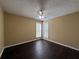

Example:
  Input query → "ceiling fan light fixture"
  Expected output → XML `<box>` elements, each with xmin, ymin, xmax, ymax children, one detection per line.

<box><xmin>39</xmin><ymin>10</ymin><xmax>42</xmax><ymax>15</ymax></box>
<box><xmin>38</xmin><ymin>10</ymin><xmax>46</xmax><ymax>20</ymax></box>
<box><xmin>39</xmin><ymin>15</ymin><xmax>45</xmax><ymax>19</ymax></box>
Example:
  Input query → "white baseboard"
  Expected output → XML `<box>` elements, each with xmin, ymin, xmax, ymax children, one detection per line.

<box><xmin>0</xmin><ymin>39</ymin><xmax>37</xmax><ymax>57</ymax></box>
<box><xmin>1</xmin><ymin>39</ymin><xmax>79</xmax><ymax>57</ymax></box>
<box><xmin>4</xmin><ymin>39</ymin><xmax>37</xmax><ymax>49</ymax></box>
<box><xmin>45</xmin><ymin>39</ymin><xmax>79</xmax><ymax>51</ymax></box>
<box><xmin>0</xmin><ymin>48</ymin><xmax>4</xmax><ymax>58</ymax></box>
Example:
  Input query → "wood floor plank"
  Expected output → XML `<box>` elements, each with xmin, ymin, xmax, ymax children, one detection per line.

<box><xmin>1</xmin><ymin>39</ymin><xmax>79</xmax><ymax>59</ymax></box>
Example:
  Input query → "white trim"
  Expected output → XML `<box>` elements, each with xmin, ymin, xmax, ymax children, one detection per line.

<box><xmin>45</xmin><ymin>39</ymin><xmax>79</xmax><ymax>51</ymax></box>
<box><xmin>4</xmin><ymin>39</ymin><xmax>36</xmax><ymax>49</ymax></box>
<box><xmin>1</xmin><ymin>39</ymin><xmax>79</xmax><ymax>57</ymax></box>
<box><xmin>0</xmin><ymin>39</ymin><xmax>37</xmax><ymax>57</ymax></box>
<box><xmin>0</xmin><ymin>48</ymin><xmax>4</xmax><ymax>57</ymax></box>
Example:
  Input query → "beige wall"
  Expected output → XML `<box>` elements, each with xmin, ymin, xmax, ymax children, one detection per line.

<box><xmin>0</xmin><ymin>8</ymin><xmax>4</xmax><ymax>54</ymax></box>
<box><xmin>48</xmin><ymin>12</ymin><xmax>79</xmax><ymax>49</ymax></box>
<box><xmin>4</xmin><ymin>12</ymin><xmax>36</xmax><ymax>46</ymax></box>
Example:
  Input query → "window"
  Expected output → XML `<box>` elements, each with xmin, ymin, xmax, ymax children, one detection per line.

<box><xmin>36</xmin><ymin>21</ymin><xmax>48</xmax><ymax>39</ymax></box>
<box><xmin>43</xmin><ymin>22</ymin><xmax>48</xmax><ymax>39</ymax></box>
<box><xmin>36</xmin><ymin>22</ymin><xmax>41</xmax><ymax>38</ymax></box>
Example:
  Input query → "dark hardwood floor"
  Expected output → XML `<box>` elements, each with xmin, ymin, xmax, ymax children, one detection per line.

<box><xmin>1</xmin><ymin>39</ymin><xmax>79</xmax><ymax>59</ymax></box>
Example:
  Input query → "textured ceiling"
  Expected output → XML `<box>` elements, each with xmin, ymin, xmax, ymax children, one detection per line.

<box><xmin>0</xmin><ymin>0</ymin><xmax>79</xmax><ymax>20</ymax></box>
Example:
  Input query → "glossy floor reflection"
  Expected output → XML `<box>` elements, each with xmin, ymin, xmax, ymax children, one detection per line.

<box><xmin>1</xmin><ymin>39</ymin><xmax>79</xmax><ymax>59</ymax></box>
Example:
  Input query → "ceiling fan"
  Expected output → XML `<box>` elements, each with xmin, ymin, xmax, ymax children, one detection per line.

<box><xmin>37</xmin><ymin>0</ymin><xmax>47</xmax><ymax>20</ymax></box>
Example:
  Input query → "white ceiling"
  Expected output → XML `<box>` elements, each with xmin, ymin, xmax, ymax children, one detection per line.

<box><xmin>0</xmin><ymin>0</ymin><xmax>79</xmax><ymax>20</ymax></box>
